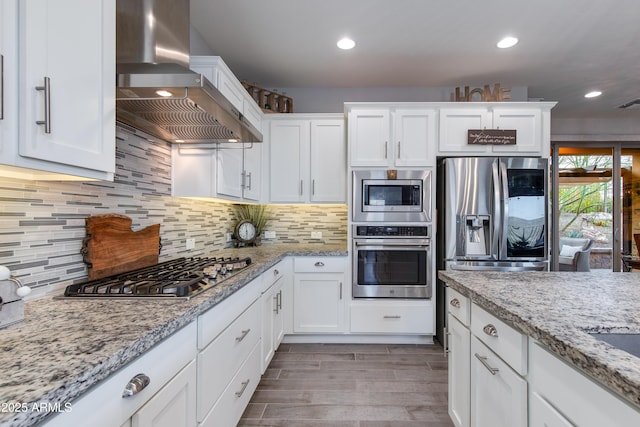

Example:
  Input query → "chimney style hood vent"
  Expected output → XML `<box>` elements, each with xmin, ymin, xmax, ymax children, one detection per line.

<box><xmin>115</xmin><ymin>0</ymin><xmax>262</xmax><ymax>143</ymax></box>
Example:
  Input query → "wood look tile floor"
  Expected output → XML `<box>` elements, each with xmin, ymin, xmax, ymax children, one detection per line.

<box><xmin>238</xmin><ymin>343</ymin><xmax>454</xmax><ymax>427</ymax></box>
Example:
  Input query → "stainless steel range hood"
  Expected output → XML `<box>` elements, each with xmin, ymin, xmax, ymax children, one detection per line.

<box><xmin>115</xmin><ymin>0</ymin><xmax>262</xmax><ymax>143</ymax></box>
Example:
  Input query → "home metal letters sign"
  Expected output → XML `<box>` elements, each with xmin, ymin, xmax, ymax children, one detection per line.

<box><xmin>467</xmin><ymin>129</ymin><xmax>517</xmax><ymax>145</ymax></box>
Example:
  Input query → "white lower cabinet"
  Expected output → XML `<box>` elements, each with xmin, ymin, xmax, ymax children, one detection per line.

<box><xmin>470</xmin><ymin>336</ymin><xmax>527</xmax><ymax>427</ymax></box>
<box><xmin>447</xmin><ymin>293</ymin><xmax>527</xmax><ymax>427</ymax></box>
<box><xmin>350</xmin><ymin>300</ymin><xmax>434</xmax><ymax>334</ymax></box>
<box><xmin>528</xmin><ymin>340</ymin><xmax>640</xmax><ymax>427</ymax></box>
<box><xmin>261</xmin><ymin>259</ymin><xmax>290</xmax><ymax>372</ymax></box>
<box><xmin>41</xmin><ymin>322</ymin><xmax>197</xmax><ymax>427</ymax></box>
<box><xmin>196</xmin><ymin>282</ymin><xmax>261</xmax><ymax>424</ymax></box>
<box><xmin>447</xmin><ymin>314</ymin><xmax>470</xmax><ymax>427</ymax></box>
<box><xmin>293</xmin><ymin>257</ymin><xmax>346</xmax><ymax>333</ymax></box>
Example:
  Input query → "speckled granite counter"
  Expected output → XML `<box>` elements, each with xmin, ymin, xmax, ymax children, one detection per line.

<box><xmin>439</xmin><ymin>270</ymin><xmax>640</xmax><ymax>411</ymax></box>
<box><xmin>0</xmin><ymin>243</ymin><xmax>346</xmax><ymax>427</ymax></box>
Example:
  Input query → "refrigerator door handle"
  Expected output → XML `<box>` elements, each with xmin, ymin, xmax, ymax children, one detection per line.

<box><xmin>499</xmin><ymin>160</ymin><xmax>510</xmax><ymax>260</ymax></box>
<box><xmin>492</xmin><ymin>160</ymin><xmax>502</xmax><ymax>259</ymax></box>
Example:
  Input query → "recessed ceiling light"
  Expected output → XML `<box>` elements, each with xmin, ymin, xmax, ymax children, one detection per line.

<box><xmin>337</xmin><ymin>38</ymin><xmax>355</xmax><ymax>50</ymax></box>
<box><xmin>497</xmin><ymin>36</ymin><xmax>518</xmax><ymax>49</ymax></box>
<box><xmin>155</xmin><ymin>90</ymin><xmax>173</xmax><ymax>97</ymax></box>
<box><xmin>584</xmin><ymin>91</ymin><xmax>602</xmax><ymax>98</ymax></box>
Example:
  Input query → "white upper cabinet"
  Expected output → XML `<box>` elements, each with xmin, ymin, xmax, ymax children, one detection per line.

<box><xmin>190</xmin><ymin>56</ymin><xmax>263</xmax><ymax>132</ymax></box>
<box><xmin>438</xmin><ymin>103</ymin><xmax>555</xmax><ymax>157</ymax></box>
<box><xmin>0</xmin><ymin>0</ymin><xmax>115</xmax><ymax>180</ymax></box>
<box><xmin>393</xmin><ymin>108</ymin><xmax>437</xmax><ymax>167</ymax></box>
<box><xmin>268</xmin><ymin>114</ymin><xmax>346</xmax><ymax>204</ymax></box>
<box><xmin>217</xmin><ymin>143</ymin><xmax>262</xmax><ymax>202</ymax></box>
<box><xmin>13</xmin><ymin>0</ymin><xmax>115</xmax><ymax>180</ymax></box>
<box><xmin>348</xmin><ymin>106</ymin><xmax>437</xmax><ymax>167</ymax></box>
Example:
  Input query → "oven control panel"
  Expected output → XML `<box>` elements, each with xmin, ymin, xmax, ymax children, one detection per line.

<box><xmin>354</xmin><ymin>225</ymin><xmax>430</xmax><ymax>237</ymax></box>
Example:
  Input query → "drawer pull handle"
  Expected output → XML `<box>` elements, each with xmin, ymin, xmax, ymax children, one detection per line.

<box><xmin>235</xmin><ymin>379</ymin><xmax>250</xmax><ymax>397</ymax></box>
<box><xmin>483</xmin><ymin>324</ymin><xmax>498</xmax><ymax>337</ymax></box>
<box><xmin>122</xmin><ymin>373</ymin><xmax>150</xmax><ymax>398</ymax></box>
<box><xmin>449</xmin><ymin>298</ymin><xmax>461</xmax><ymax>308</ymax></box>
<box><xmin>235</xmin><ymin>328</ymin><xmax>251</xmax><ymax>342</ymax></box>
<box><xmin>314</xmin><ymin>261</ymin><xmax>325</xmax><ymax>267</ymax></box>
<box><xmin>383</xmin><ymin>315</ymin><xmax>401</xmax><ymax>319</ymax></box>
<box><xmin>475</xmin><ymin>353</ymin><xmax>499</xmax><ymax>375</ymax></box>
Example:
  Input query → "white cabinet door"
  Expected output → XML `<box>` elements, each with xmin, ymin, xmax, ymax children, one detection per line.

<box><xmin>438</xmin><ymin>108</ymin><xmax>491</xmax><ymax>154</ymax></box>
<box><xmin>293</xmin><ymin>273</ymin><xmax>344</xmax><ymax>333</ymax></box>
<box><xmin>448</xmin><ymin>315</ymin><xmax>471</xmax><ymax>427</ymax></box>
<box><xmin>242</xmin><ymin>142</ymin><xmax>262</xmax><ymax>201</ymax></box>
<box><xmin>261</xmin><ymin>275</ymin><xmax>283</xmax><ymax>372</ymax></box>
<box><xmin>394</xmin><ymin>108</ymin><xmax>437</xmax><ymax>167</ymax></box>
<box><xmin>269</xmin><ymin>120</ymin><xmax>309</xmax><ymax>202</ymax></box>
<box><xmin>470</xmin><ymin>336</ymin><xmax>527</xmax><ymax>427</ymax></box>
<box><xmin>349</xmin><ymin>109</ymin><xmax>391</xmax><ymax>167</ymax></box>
<box><xmin>19</xmin><ymin>0</ymin><xmax>115</xmax><ymax>176</ymax></box>
<box><xmin>491</xmin><ymin>107</ymin><xmax>543</xmax><ymax>154</ymax></box>
<box><xmin>171</xmin><ymin>145</ymin><xmax>216</xmax><ymax>197</ymax></box>
<box><xmin>132</xmin><ymin>360</ymin><xmax>197</xmax><ymax>427</ymax></box>
<box><xmin>216</xmin><ymin>145</ymin><xmax>244</xmax><ymax>199</ymax></box>
<box><xmin>310</xmin><ymin>119</ymin><xmax>346</xmax><ymax>202</ymax></box>
<box><xmin>530</xmin><ymin>392</ymin><xmax>574</xmax><ymax>427</ymax></box>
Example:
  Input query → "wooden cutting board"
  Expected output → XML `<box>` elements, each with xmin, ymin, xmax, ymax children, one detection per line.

<box><xmin>81</xmin><ymin>213</ymin><xmax>161</xmax><ymax>280</ymax></box>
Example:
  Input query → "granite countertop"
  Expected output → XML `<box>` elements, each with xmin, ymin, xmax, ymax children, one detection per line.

<box><xmin>439</xmin><ymin>270</ymin><xmax>640</xmax><ymax>411</ymax></box>
<box><xmin>0</xmin><ymin>243</ymin><xmax>347</xmax><ymax>427</ymax></box>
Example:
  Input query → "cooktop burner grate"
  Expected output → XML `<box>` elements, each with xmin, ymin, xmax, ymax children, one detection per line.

<box><xmin>62</xmin><ymin>256</ymin><xmax>252</xmax><ymax>300</ymax></box>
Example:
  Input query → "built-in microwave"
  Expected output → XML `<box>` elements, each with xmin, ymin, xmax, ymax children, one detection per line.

<box><xmin>352</xmin><ymin>170</ymin><xmax>431</xmax><ymax>222</ymax></box>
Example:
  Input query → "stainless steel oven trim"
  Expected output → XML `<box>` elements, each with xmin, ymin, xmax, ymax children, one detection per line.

<box><xmin>352</xmin><ymin>237</ymin><xmax>432</xmax><ymax>299</ymax></box>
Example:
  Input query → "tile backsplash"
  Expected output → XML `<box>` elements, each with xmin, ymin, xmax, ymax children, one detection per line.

<box><xmin>0</xmin><ymin>131</ymin><xmax>346</xmax><ymax>298</ymax></box>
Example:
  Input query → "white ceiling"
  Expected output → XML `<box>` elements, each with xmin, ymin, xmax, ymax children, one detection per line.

<box><xmin>190</xmin><ymin>0</ymin><xmax>640</xmax><ymax>119</ymax></box>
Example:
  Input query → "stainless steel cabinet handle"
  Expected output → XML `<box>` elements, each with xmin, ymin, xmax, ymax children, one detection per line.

<box><xmin>277</xmin><ymin>290</ymin><xmax>282</xmax><ymax>310</ymax></box>
<box><xmin>122</xmin><ymin>373</ymin><xmax>150</xmax><ymax>398</ymax></box>
<box><xmin>1</xmin><ymin>55</ymin><xmax>4</xmax><ymax>120</ymax></box>
<box><xmin>35</xmin><ymin>77</ymin><xmax>51</xmax><ymax>134</ymax></box>
<box><xmin>449</xmin><ymin>298</ymin><xmax>461</xmax><ymax>308</ymax></box>
<box><xmin>273</xmin><ymin>294</ymin><xmax>279</xmax><ymax>314</ymax></box>
<box><xmin>300</xmin><ymin>180</ymin><xmax>303</xmax><ymax>196</ymax></box>
<box><xmin>483</xmin><ymin>324</ymin><xmax>498</xmax><ymax>337</ymax></box>
<box><xmin>444</xmin><ymin>328</ymin><xmax>449</xmax><ymax>357</ymax></box>
<box><xmin>246</xmin><ymin>172</ymin><xmax>252</xmax><ymax>190</ymax></box>
<box><xmin>240</xmin><ymin>171</ymin><xmax>246</xmax><ymax>189</ymax></box>
<box><xmin>384</xmin><ymin>141</ymin><xmax>388</xmax><ymax>159</ymax></box>
<box><xmin>235</xmin><ymin>379</ymin><xmax>250</xmax><ymax>397</ymax></box>
<box><xmin>475</xmin><ymin>353</ymin><xmax>499</xmax><ymax>375</ymax></box>
<box><xmin>312</xmin><ymin>179</ymin><xmax>315</xmax><ymax>195</ymax></box>
<box><xmin>314</xmin><ymin>261</ymin><xmax>325</xmax><ymax>267</ymax></box>
<box><xmin>235</xmin><ymin>328</ymin><xmax>251</xmax><ymax>342</ymax></box>
<box><xmin>339</xmin><ymin>282</ymin><xmax>342</xmax><ymax>300</ymax></box>
<box><xmin>397</xmin><ymin>141</ymin><xmax>401</xmax><ymax>159</ymax></box>
<box><xmin>383</xmin><ymin>315</ymin><xmax>401</xmax><ymax>319</ymax></box>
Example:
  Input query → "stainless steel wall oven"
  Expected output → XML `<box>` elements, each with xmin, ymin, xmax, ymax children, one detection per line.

<box><xmin>352</xmin><ymin>225</ymin><xmax>431</xmax><ymax>299</ymax></box>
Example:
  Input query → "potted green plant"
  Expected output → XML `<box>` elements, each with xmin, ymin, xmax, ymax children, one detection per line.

<box><xmin>232</xmin><ymin>204</ymin><xmax>271</xmax><ymax>246</ymax></box>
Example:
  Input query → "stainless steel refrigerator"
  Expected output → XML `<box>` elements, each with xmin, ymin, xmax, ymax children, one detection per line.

<box><xmin>435</xmin><ymin>156</ymin><xmax>548</xmax><ymax>344</ymax></box>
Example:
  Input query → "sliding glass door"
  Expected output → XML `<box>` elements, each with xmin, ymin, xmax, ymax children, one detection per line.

<box><xmin>552</xmin><ymin>142</ymin><xmax>640</xmax><ymax>271</ymax></box>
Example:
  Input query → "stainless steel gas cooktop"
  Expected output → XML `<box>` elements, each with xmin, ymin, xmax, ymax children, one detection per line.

<box><xmin>62</xmin><ymin>256</ymin><xmax>253</xmax><ymax>300</ymax></box>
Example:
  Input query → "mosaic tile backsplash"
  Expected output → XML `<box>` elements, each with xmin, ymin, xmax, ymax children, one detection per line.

<box><xmin>0</xmin><ymin>131</ymin><xmax>347</xmax><ymax>299</ymax></box>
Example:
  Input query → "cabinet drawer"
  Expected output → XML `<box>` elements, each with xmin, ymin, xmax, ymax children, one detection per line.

<box><xmin>471</xmin><ymin>304</ymin><xmax>527</xmax><ymax>375</ymax></box>
<box><xmin>42</xmin><ymin>322</ymin><xmax>197</xmax><ymax>427</ymax></box>
<box><xmin>200</xmin><ymin>341</ymin><xmax>261</xmax><ymax>427</ymax></box>
<box><xmin>447</xmin><ymin>287</ymin><xmax>470</xmax><ymax>326</ymax></box>
<box><xmin>261</xmin><ymin>260</ymin><xmax>286</xmax><ymax>292</ymax></box>
<box><xmin>197</xmin><ymin>277</ymin><xmax>261</xmax><ymax>348</ymax></box>
<box><xmin>294</xmin><ymin>256</ymin><xmax>346</xmax><ymax>273</ymax></box>
<box><xmin>197</xmin><ymin>299</ymin><xmax>261</xmax><ymax>421</ymax></box>
<box><xmin>350</xmin><ymin>301</ymin><xmax>433</xmax><ymax>334</ymax></box>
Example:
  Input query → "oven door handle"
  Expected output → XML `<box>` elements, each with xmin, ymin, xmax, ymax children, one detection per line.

<box><xmin>354</xmin><ymin>241</ymin><xmax>430</xmax><ymax>247</ymax></box>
